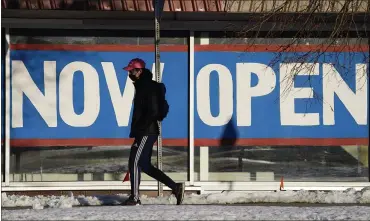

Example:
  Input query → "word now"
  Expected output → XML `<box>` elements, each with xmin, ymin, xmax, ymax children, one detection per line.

<box><xmin>11</xmin><ymin>60</ymin><xmax>368</xmax><ymax>128</ymax></box>
<box><xmin>12</xmin><ymin>61</ymin><xmax>164</xmax><ymax>128</ymax></box>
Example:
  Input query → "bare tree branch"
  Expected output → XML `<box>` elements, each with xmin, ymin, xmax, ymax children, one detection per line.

<box><xmin>222</xmin><ymin>0</ymin><xmax>369</xmax><ymax>114</ymax></box>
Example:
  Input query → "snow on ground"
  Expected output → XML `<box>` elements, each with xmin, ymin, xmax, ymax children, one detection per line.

<box><xmin>2</xmin><ymin>187</ymin><xmax>370</xmax><ymax>208</ymax></box>
<box><xmin>2</xmin><ymin>188</ymin><xmax>370</xmax><ymax>220</ymax></box>
<box><xmin>2</xmin><ymin>205</ymin><xmax>370</xmax><ymax>220</ymax></box>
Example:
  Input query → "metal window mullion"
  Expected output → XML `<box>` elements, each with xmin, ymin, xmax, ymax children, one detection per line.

<box><xmin>189</xmin><ymin>31</ymin><xmax>195</xmax><ymax>185</ymax></box>
<box><xmin>5</xmin><ymin>28</ymin><xmax>11</xmax><ymax>186</ymax></box>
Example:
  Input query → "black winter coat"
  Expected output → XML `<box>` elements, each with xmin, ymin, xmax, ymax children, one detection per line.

<box><xmin>129</xmin><ymin>69</ymin><xmax>160</xmax><ymax>138</ymax></box>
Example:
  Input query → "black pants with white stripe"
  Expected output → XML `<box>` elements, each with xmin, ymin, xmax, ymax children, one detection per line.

<box><xmin>129</xmin><ymin>135</ymin><xmax>177</xmax><ymax>200</ymax></box>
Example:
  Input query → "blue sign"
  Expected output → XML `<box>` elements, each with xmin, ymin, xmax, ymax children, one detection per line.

<box><xmin>194</xmin><ymin>51</ymin><xmax>369</xmax><ymax>139</ymax></box>
<box><xmin>10</xmin><ymin>50</ymin><xmax>188</xmax><ymax>140</ymax></box>
<box><xmin>9</xmin><ymin>46</ymin><xmax>369</xmax><ymax>145</ymax></box>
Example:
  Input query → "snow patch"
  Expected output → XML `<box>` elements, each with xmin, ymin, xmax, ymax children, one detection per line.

<box><xmin>181</xmin><ymin>188</ymin><xmax>370</xmax><ymax>205</ymax></box>
<box><xmin>32</xmin><ymin>201</ymin><xmax>44</xmax><ymax>210</ymax></box>
<box><xmin>2</xmin><ymin>187</ymin><xmax>370</xmax><ymax>209</ymax></box>
<box><xmin>3</xmin><ymin>205</ymin><xmax>370</xmax><ymax>220</ymax></box>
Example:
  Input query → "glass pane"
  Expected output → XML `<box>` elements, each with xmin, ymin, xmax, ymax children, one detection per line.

<box><xmin>194</xmin><ymin>32</ymin><xmax>369</xmax><ymax>182</ymax></box>
<box><xmin>10</xmin><ymin>145</ymin><xmax>188</xmax><ymax>182</ymax></box>
<box><xmin>9</xmin><ymin>29</ymin><xmax>189</xmax><ymax>182</ymax></box>
<box><xmin>208</xmin><ymin>37</ymin><xmax>368</xmax><ymax>45</ymax></box>
<box><xmin>10</xmin><ymin>30</ymin><xmax>188</xmax><ymax>45</ymax></box>
<box><xmin>194</xmin><ymin>31</ymin><xmax>368</xmax><ymax>45</ymax></box>
<box><xmin>195</xmin><ymin>145</ymin><xmax>368</xmax><ymax>182</ymax></box>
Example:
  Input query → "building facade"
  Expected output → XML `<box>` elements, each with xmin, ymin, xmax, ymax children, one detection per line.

<box><xmin>1</xmin><ymin>0</ymin><xmax>370</xmax><ymax>194</ymax></box>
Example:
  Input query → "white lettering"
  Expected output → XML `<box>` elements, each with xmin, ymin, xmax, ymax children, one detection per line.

<box><xmin>12</xmin><ymin>60</ymin><xmax>57</xmax><ymax>128</ymax></box>
<box><xmin>102</xmin><ymin>62</ymin><xmax>133</xmax><ymax>127</ymax></box>
<box><xmin>11</xmin><ymin>59</ymin><xmax>367</xmax><ymax>130</ymax></box>
<box><xmin>59</xmin><ymin>61</ymin><xmax>100</xmax><ymax>127</ymax></box>
<box><xmin>323</xmin><ymin>63</ymin><xmax>367</xmax><ymax>125</ymax></box>
<box><xmin>280</xmin><ymin>63</ymin><xmax>320</xmax><ymax>126</ymax></box>
<box><xmin>197</xmin><ymin>64</ymin><xmax>233</xmax><ymax>126</ymax></box>
<box><xmin>236</xmin><ymin>63</ymin><xmax>276</xmax><ymax>126</ymax></box>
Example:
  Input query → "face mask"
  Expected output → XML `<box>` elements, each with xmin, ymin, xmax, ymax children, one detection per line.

<box><xmin>129</xmin><ymin>74</ymin><xmax>138</xmax><ymax>81</ymax></box>
<box><xmin>129</xmin><ymin>69</ymin><xmax>139</xmax><ymax>81</ymax></box>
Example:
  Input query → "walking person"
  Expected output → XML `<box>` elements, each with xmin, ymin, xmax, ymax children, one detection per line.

<box><xmin>123</xmin><ymin>58</ymin><xmax>185</xmax><ymax>206</ymax></box>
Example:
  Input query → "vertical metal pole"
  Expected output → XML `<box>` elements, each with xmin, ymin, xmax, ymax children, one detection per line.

<box><xmin>0</xmin><ymin>28</ymin><xmax>3</xmax><ymax>187</ymax></box>
<box><xmin>5</xmin><ymin>28</ymin><xmax>10</xmax><ymax>186</ymax></box>
<box><xmin>189</xmin><ymin>31</ymin><xmax>195</xmax><ymax>185</ymax></box>
<box><xmin>368</xmin><ymin>36</ymin><xmax>370</xmax><ymax>182</ymax></box>
<box><xmin>154</xmin><ymin>0</ymin><xmax>163</xmax><ymax>197</ymax></box>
